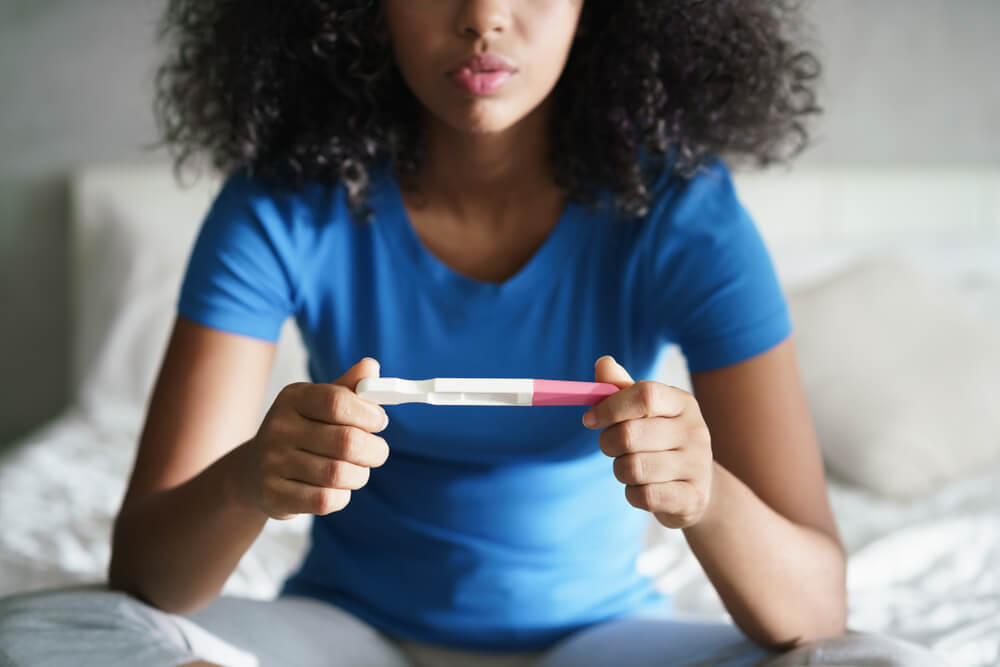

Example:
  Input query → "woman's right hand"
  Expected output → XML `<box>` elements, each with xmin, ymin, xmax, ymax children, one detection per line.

<box><xmin>235</xmin><ymin>357</ymin><xmax>390</xmax><ymax>520</ymax></box>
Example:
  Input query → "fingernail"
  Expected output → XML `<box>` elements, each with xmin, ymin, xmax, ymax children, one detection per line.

<box><xmin>380</xmin><ymin>413</ymin><xmax>389</xmax><ymax>431</ymax></box>
<box><xmin>582</xmin><ymin>412</ymin><xmax>597</xmax><ymax>428</ymax></box>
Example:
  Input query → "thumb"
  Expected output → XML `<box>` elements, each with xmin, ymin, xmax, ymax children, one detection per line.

<box><xmin>334</xmin><ymin>357</ymin><xmax>381</xmax><ymax>391</ymax></box>
<box><xmin>594</xmin><ymin>355</ymin><xmax>634</xmax><ymax>389</ymax></box>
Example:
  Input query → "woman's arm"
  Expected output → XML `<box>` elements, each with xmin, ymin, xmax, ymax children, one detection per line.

<box><xmin>110</xmin><ymin>315</ymin><xmax>389</xmax><ymax>614</ymax></box>
<box><xmin>684</xmin><ymin>337</ymin><xmax>845</xmax><ymax>647</ymax></box>
<box><xmin>108</xmin><ymin>315</ymin><xmax>277</xmax><ymax>613</ymax></box>
<box><xmin>586</xmin><ymin>338</ymin><xmax>845</xmax><ymax>649</ymax></box>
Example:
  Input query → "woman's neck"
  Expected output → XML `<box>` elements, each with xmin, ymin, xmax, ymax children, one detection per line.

<box><xmin>407</xmin><ymin>98</ymin><xmax>560</xmax><ymax>230</ymax></box>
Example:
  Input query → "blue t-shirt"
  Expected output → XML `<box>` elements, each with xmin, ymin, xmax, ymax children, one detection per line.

<box><xmin>177</xmin><ymin>159</ymin><xmax>791</xmax><ymax>650</ymax></box>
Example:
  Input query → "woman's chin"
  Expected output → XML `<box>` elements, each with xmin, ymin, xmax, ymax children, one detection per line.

<box><xmin>434</xmin><ymin>100</ymin><xmax>531</xmax><ymax>137</ymax></box>
<box><xmin>451</xmin><ymin>117</ymin><xmax>519</xmax><ymax>137</ymax></box>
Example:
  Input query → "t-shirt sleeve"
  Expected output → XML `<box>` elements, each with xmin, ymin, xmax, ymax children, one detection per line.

<box><xmin>177</xmin><ymin>172</ymin><xmax>299</xmax><ymax>342</ymax></box>
<box><xmin>646</xmin><ymin>160</ymin><xmax>792</xmax><ymax>373</ymax></box>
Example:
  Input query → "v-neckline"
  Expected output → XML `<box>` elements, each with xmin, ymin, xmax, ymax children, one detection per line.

<box><xmin>371</xmin><ymin>161</ymin><xmax>594</xmax><ymax>302</ymax></box>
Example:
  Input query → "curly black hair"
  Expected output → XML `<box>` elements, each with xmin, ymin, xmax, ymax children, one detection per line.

<box><xmin>155</xmin><ymin>0</ymin><xmax>821</xmax><ymax>219</ymax></box>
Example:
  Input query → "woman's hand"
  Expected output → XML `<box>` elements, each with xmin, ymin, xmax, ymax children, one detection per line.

<box><xmin>583</xmin><ymin>355</ymin><xmax>714</xmax><ymax>529</ymax></box>
<box><xmin>234</xmin><ymin>357</ymin><xmax>390</xmax><ymax>520</ymax></box>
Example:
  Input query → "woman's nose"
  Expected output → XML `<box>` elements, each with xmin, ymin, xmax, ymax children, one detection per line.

<box><xmin>455</xmin><ymin>0</ymin><xmax>512</xmax><ymax>39</ymax></box>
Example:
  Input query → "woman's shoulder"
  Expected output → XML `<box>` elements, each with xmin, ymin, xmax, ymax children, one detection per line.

<box><xmin>193</xmin><ymin>170</ymin><xmax>379</xmax><ymax>283</ymax></box>
<box><xmin>214</xmin><ymin>167</ymin><xmax>354</xmax><ymax>229</ymax></box>
<box><xmin>632</xmin><ymin>157</ymin><xmax>748</xmax><ymax>248</ymax></box>
<box><xmin>644</xmin><ymin>156</ymin><xmax>741</xmax><ymax>226</ymax></box>
<box><xmin>193</xmin><ymin>167</ymin><xmax>363</xmax><ymax>275</ymax></box>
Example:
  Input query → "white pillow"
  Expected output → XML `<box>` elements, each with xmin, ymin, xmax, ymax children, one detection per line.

<box><xmin>71</xmin><ymin>164</ymin><xmax>309</xmax><ymax>434</ymax></box>
<box><xmin>788</xmin><ymin>255</ymin><xmax>1000</xmax><ymax>499</ymax></box>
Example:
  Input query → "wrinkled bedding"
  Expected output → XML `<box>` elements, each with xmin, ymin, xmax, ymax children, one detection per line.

<box><xmin>0</xmin><ymin>409</ymin><xmax>309</xmax><ymax>601</ymax></box>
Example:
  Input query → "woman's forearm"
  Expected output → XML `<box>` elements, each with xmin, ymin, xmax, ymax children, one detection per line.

<box><xmin>683</xmin><ymin>461</ymin><xmax>847</xmax><ymax>649</ymax></box>
<box><xmin>108</xmin><ymin>444</ymin><xmax>268</xmax><ymax>614</ymax></box>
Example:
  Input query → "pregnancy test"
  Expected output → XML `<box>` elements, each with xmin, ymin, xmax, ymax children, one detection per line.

<box><xmin>356</xmin><ymin>378</ymin><xmax>619</xmax><ymax>406</ymax></box>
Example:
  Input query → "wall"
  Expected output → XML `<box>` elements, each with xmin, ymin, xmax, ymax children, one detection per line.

<box><xmin>1</xmin><ymin>0</ymin><xmax>999</xmax><ymax>444</ymax></box>
<box><xmin>0</xmin><ymin>0</ymin><xmax>163</xmax><ymax>443</ymax></box>
<box><xmin>801</xmin><ymin>0</ymin><xmax>1000</xmax><ymax>166</ymax></box>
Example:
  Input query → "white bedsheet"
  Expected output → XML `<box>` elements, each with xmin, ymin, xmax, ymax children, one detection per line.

<box><xmin>2</xmin><ymin>404</ymin><xmax>998</xmax><ymax>666</ymax></box>
<box><xmin>0</xmin><ymin>409</ymin><xmax>309</xmax><ymax>600</ymax></box>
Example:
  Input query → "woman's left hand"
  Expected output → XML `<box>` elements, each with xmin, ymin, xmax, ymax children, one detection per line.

<box><xmin>583</xmin><ymin>355</ymin><xmax>715</xmax><ymax>529</ymax></box>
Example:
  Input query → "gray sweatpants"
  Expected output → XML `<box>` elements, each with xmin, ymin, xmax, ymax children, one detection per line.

<box><xmin>0</xmin><ymin>586</ymin><xmax>945</xmax><ymax>667</ymax></box>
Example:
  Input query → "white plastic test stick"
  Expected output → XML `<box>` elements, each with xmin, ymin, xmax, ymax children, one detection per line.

<box><xmin>356</xmin><ymin>377</ymin><xmax>619</xmax><ymax>406</ymax></box>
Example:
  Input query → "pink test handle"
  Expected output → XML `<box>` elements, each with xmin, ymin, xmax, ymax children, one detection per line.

<box><xmin>531</xmin><ymin>380</ymin><xmax>620</xmax><ymax>406</ymax></box>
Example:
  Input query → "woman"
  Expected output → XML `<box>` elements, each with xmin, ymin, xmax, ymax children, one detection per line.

<box><xmin>0</xmin><ymin>1</ymin><xmax>943</xmax><ymax>665</ymax></box>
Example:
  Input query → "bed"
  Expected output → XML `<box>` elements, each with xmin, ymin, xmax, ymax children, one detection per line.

<box><xmin>1</xmin><ymin>163</ymin><xmax>998</xmax><ymax>666</ymax></box>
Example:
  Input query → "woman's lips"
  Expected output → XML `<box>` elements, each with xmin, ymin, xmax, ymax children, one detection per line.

<box><xmin>449</xmin><ymin>68</ymin><xmax>513</xmax><ymax>95</ymax></box>
<box><xmin>448</xmin><ymin>54</ymin><xmax>517</xmax><ymax>96</ymax></box>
